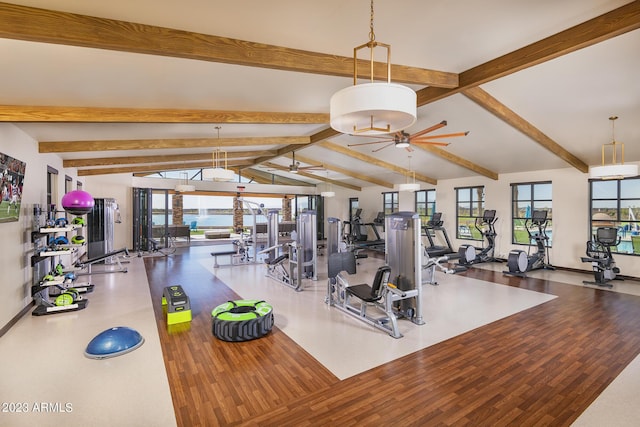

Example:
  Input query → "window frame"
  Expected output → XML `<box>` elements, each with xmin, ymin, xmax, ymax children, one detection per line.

<box><xmin>510</xmin><ymin>181</ymin><xmax>553</xmax><ymax>246</ymax></box>
<box><xmin>589</xmin><ymin>176</ymin><xmax>640</xmax><ymax>256</ymax></box>
<box><xmin>415</xmin><ymin>189</ymin><xmax>435</xmax><ymax>224</ymax></box>
<box><xmin>382</xmin><ymin>191</ymin><xmax>399</xmax><ymax>215</ymax></box>
<box><xmin>455</xmin><ymin>186</ymin><xmax>485</xmax><ymax>241</ymax></box>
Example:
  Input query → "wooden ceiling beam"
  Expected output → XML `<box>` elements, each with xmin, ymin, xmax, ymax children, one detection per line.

<box><xmin>0</xmin><ymin>104</ymin><xmax>328</xmax><ymax>124</ymax></box>
<box><xmin>261</xmin><ymin>162</ymin><xmax>361</xmax><ymax>191</ymax></box>
<box><xmin>462</xmin><ymin>87</ymin><xmax>588</xmax><ymax>173</ymax></box>
<box><xmin>77</xmin><ymin>160</ymin><xmax>251</xmax><ymax>176</ymax></box>
<box><xmin>416</xmin><ymin>1</ymin><xmax>640</xmax><ymax>105</ymax></box>
<box><xmin>0</xmin><ymin>3</ymin><xmax>457</xmax><ymax>88</ymax></box>
<box><xmin>63</xmin><ymin>150</ymin><xmax>275</xmax><ymax>167</ymax></box>
<box><xmin>247</xmin><ymin>127</ymin><xmax>340</xmax><ymax>167</ymax></box>
<box><xmin>239</xmin><ymin>168</ymin><xmax>315</xmax><ymax>187</ymax></box>
<box><xmin>318</xmin><ymin>141</ymin><xmax>437</xmax><ymax>185</ymax></box>
<box><xmin>40</xmin><ymin>136</ymin><xmax>309</xmax><ymax>153</ymax></box>
<box><xmin>411</xmin><ymin>144</ymin><xmax>499</xmax><ymax>180</ymax></box>
<box><xmin>284</xmin><ymin>153</ymin><xmax>386</xmax><ymax>190</ymax></box>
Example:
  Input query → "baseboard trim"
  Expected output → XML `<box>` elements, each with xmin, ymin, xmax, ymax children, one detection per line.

<box><xmin>0</xmin><ymin>301</ymin><xmax>34</xmax><ymax>339</ymax></box>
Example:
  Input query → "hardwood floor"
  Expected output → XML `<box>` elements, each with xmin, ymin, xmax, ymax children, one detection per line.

<box><xmin>145</xmin><ymin>247</ymin><xmax>640</xmax><ymax>426</ymax></box>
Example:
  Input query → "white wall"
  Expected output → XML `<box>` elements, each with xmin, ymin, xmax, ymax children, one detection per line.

<box><xmin>322</xmin><ymin>166</ymin><xmax>640</xmax><ymax>278</ymax></box>
<box><xmin>0</xmin><ymin>124</ymin><xmax>85</xmax><ymax>327</ymax></box>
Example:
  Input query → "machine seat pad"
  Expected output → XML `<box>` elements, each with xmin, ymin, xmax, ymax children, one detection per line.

<box><xmin>266</xmin><ymin>254</ymin><xmax>289</xmax><ymax>266</ymax></box>
<box><xmin>346</xmin><ymin>284</ymin><xmax>379</xmax><ymax>302</ymax></box>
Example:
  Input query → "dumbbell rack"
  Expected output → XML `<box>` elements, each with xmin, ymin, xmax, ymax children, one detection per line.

<box><xmin>30</xmin><ymin>204</ymin><xmax>92</xmax><ymax>316</ymax></box>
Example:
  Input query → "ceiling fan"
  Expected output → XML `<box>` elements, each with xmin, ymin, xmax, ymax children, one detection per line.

<box><xmin>347</xmin><ymin>120</ymin><xmax>469</xmax><ymax>152</ymax></box>
<box><xmin>288</xmin><ymin>151</ymin><xmax>325</xmax><ymax>174</ymax></box>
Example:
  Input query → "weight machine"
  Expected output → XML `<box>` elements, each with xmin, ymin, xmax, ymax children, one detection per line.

<box><xmin>260</xmin><ymin>210</ymin><xmax>317</xmax><ymax>291</ymax></box>
<box><xmin>581</xmin><ymin>226</ymin><xmax>622</xmax><ymax>288</ymax></box>
<box><xmin>326</xmin><ymin>212</ymin><xmax>424</xmax><ymax>338</ymax></box>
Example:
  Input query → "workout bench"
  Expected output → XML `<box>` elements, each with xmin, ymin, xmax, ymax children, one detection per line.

<box><xmin>161</xmin><ymin>285</ymin><xmax>192</xmax><ymax>325</ymax></box>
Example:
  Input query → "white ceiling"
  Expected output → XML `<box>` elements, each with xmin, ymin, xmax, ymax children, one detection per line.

<box><xmin>1</xmin><ymin>0</ymin><xmax>639</xmax><ymax>188</ymax></box>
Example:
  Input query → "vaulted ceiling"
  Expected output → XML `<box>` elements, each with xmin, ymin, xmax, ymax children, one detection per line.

<box><xmin>1</xmin><ymin>1</ymin><xmax>639</xmax><ymax>190</ymax></box>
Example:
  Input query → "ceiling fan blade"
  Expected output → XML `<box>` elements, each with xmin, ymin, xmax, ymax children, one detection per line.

<box><xmin>372</xmin><ymin>142</ymin><xmax>395</xmax><ymax>153</ymax></box>
<box><xmin>300</xmin><ymin>165</ymin><xmax>325</xmax><ymax>171</ymax></box>
<box><xmin>417</xmin><ymin>131</ymin><xmax>469</xmax><ymax>139</ymax></box>
<box><xmin>412</xmin><ymin>140</ymin><xmax>451</xmax><ymax>147</ymax></box>
<box><xmin>347</xmin><ymin>139</ymin><xmax>393</xmax><ymax>147</ymax></box>
<box><xmin>405</xmin><ymin>146</ymin><xmax>414</xmax><ymax>152</ymax></box>
<box><xmin>410</xmin><ymin>120</ymin><xmax>447</xmax><ymax>139</ymax></box>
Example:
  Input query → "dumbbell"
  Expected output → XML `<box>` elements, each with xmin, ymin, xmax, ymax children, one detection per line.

<box><xmin>54</xmin><ymin>288</ymin><xmax>81</xmax><ymax>306</ymax></box>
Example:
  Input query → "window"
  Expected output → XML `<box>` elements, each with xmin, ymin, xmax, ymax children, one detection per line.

<box><xmin>349</xmin><ymin>198</ymin><xmax>358</xmax><ymax>223</ymax></box>
<box><xmin>456</xmin><ymin>186</ymin><xmax>484</xmax><ymax>240</ymax></box>
<box><xmin>46</xmin><ymin>166</ymin><xmax>58</xmax><ymax>207</ymax></box>
<box><xmin>76</xmin><ymin>181</ymin><xmax>83</xmax><ymax>190</ymax></box>
<box><xmin>415</xmin><ymin>189</ymin><xmax>435</xmax><ymax>223</ymax></box>
<box><xmin>590</xmin><ymin>177</ymin><xmax>640</xmax><ymax>255</ymax></box>
<box><xmin>382</xmin><ymin>192</ymin><xmax>398</xmax><ymax>215</ymax></box>
<box><xmin>65</xmin><ymin>175</ymin><xmax>73</xmax><ymax>194</ymax></box>
<box><xmin>511</xmin><ymin>181</ymin><xmax>552</xmax><ymax>245</ymax></box>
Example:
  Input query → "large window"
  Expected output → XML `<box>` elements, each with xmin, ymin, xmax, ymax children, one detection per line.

<box><xmin>382</xmin><ymin>192</ymin><xmax>399</xmax><ymax>215</ymax></box>
<box><xmin>590</xmin><ymin>177</ymin><xmax>640</xmax><ymax>255</ymax></box>
<box><xmin>511</xmin><ymin>181</ymin><xmax>552</xmax><ymax>245</ymax></box>
<box><xmin>456</xmin><ymin>186</ymin><xmax>484</xmax><ymax>240</ymax></box>
<box><xmin>415</xmin><ymin>189</ymin><xmax>435</xmax><ymax>223</ymax></box>
<box><xmin>64</xmin><ymin>175</ymin><xmax>73</xmax><ymax>194</ymax></box>
<box><xmin>46</xmin><ymin>166</ymin><xmax>58</xmax><ymax>207</ymax></box>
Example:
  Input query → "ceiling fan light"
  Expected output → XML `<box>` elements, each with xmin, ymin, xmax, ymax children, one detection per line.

<box><xmin>395</xmin><ymin>139</ymin><xmax>410</xmax><ymax>148</ymax></box>
<box><xmin>330</xmin><ymin>83</ymin><xmax>416</xmax><ymax>135</ymax></box>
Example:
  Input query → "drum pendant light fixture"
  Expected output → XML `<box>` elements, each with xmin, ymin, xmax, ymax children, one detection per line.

<box><xmin>330</xmin><ymin>0</ymin><xmax>416</xmax><ymax>135</ymax></box>
<box><xmin>398</xmin><ymin>156</ymin><xmax>420</xmax><ymax>192</ymax></box>
<box><xmin>175</xmin><ymin>171</ymin><xmax>195</xmax><ymax>192</ymax></box>
<box><xmin>589</xmin><ymin>116</ymin><xmax>638</xmax><ymax>180</ymax></box>
<box><xmin>203</xmin><ymin>126</ymin><xmax>235</xmax><ymax>182</ymax></box>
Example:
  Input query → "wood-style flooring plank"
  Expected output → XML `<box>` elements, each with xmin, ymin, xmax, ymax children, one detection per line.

<box><xmin>145</xmin><ymin>247</ymin><xmax>640</xmax><ymax>426</ymax></box>
<box><xmin>143</xmin><ymin>249</ymin><xmax>338</xmax><ymax>426</ymax></box>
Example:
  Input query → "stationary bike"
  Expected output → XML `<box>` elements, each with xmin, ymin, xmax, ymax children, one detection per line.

<box><xmin>458</xmin><ymin>209</ymin><xmax>499</xmax><ymax>266</ymax></box>
<box><xmin>580</xmin><ymin>227</ymin><xmax>621</xmax><ymax>288</ymax></box>
<box><xmin>503</xmin><ymin>210</ymin><xmax>554</xmax><ymax>277</ymax></box>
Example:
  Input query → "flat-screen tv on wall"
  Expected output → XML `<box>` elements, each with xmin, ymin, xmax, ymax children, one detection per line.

<box><xmin>0</xmin><ymin>152</ymin><xmax>26</xmax><ymax>223</ymax></box>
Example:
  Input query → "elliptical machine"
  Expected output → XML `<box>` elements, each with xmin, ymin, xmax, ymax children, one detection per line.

<box><xmin>580</xmin><ymin>226</ymin><xmax>621</xmax><ymax>288</ymax></box>
<box><xmin>503</xmin><ymin>210</ymin><xmax>554</xmax><ymax>277</ymax></box>
<box><xmin>458</xmin><ymin>209</ymin><xmax>498</xmax><ymax>266</ymax></box>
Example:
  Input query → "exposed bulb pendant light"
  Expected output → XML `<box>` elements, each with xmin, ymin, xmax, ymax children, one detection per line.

<box><xmin>398</xmin><ymin>156</ymin><xmax>420</xmax><ymax>192</ymax></box>
<box><xmin>203</xmin><ymin>126</ymin><xmax>235</xmax><ymax>182</ymax></box>
<box><xmin>330</xmin><ymin>0</ymin><xmax>416</xmax><ymax>135</ymax></box>
<box><xmin>175</xmin><ymin>171</ymin><xmax>195</xmax><ymax>192</ymax></box>
<box><xmin>589</xmin><ymin>116</ymin><xmax>638</xmax><ymax>180</ymax></box>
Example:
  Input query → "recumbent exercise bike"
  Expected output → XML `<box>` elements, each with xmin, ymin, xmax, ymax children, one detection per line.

<box><xmin>580</xmin><ymin>226</ymin><xmax>622</xmax><ymax>288</ymax></box>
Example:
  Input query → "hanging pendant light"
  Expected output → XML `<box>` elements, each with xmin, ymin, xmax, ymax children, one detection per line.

<box><xmin>398</xmin><ymin>156</ymin><xmax>420</xmax><ymax>192</ymax></box>
<box><xmin>203</xmin><ymin>126</ymin><xmax>235</xmax><ymax>181</ymax></box>
<box><xmin>320</xmin><ymin>171</ymin><xmax>335</xmax><ymax>197</ymax></box>
<box><xmin>175</xmin><ymin>171</ymin><xmax>195</xmax><ymax>192</ymax></box>
<box><xmin>330</xmin><ymin>0</ymin><xmax>416</xmax><ymax>136</ymax></box>
<box><xmin>589</xmin><ymin>116</ymin><xmax>638</xmax><ymax>180</ymax></box>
